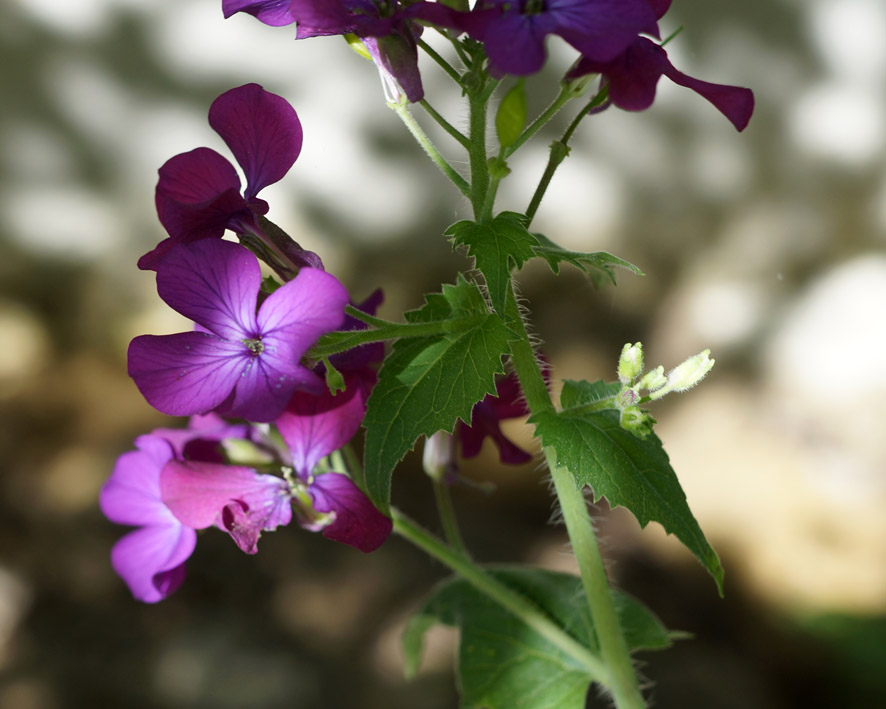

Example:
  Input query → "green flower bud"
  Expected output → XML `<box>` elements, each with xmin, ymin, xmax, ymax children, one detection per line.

<box><xmin>649</xmin><ymin>349</ymin><xmax>715</xmax><ymax>400</ymax></box>
<box><xmin>618</xmin><ymin>342</ymin><xmax>644</xmax><ymax>385</ymax></box>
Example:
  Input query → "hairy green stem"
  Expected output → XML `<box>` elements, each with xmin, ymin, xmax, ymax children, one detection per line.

<box><xmin>390</xmin><ymin>100</ymin><xmax>471</xmax><ymax>198</ymax></box>
<box><xmin>503</xmin><ymin>84</ymin><xmax>575</xmax><ymax>159</ymax></box>
<box><xmin>467</xmin><ymin>82</ymin><xmax>491</xmax><ymax>219</ymax></box>
<box><xmin>419</xmin><ymin>99</ymin><xmax>470</xmax><ymax>149</ymax></box>
<box><xmin>504</xmin><ymin>284</ymin><xmax>646</xmax><ymax>709</ymax></box>
<box><xmin>418</xmin><ymin>38</ymin><xmax>463</xmax><ymax>85</ymax></box>
<box><xmin>392</xmin><ymin>508</ymin><xmax>610</xmax><ymax>681</ymax></box>
<box><xmin>432</xmin><ymin>479</ymin><xmax>468</xmax><ymax>556</ymax></box>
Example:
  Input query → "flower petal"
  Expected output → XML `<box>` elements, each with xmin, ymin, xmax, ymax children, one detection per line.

<box><xmin>208</xmin><ymin>84</ymin><xmax>303</xmax><ymax>202</ymax></box>
<box><xmin>308</xmin><ymin>473</ymin><xmax>392</xmax><ymax>553</ymax></box>
<box><xmin>110</xmin><ymin>524</ymin><xmax>196</xmax><ymax>603</ymax></box>
<box><xmin>161</xmin><ymin>461</ymin><xmax>292</xmax><ymax>553</ymax></box>
<box><xmin>156</xmin><ymin>240</ymin><xmax>261</xmax><ymax>340</ymax></box>
<box><xmin>128</xmin><ymin>331</ymin><xmax>248</xmax><ymax>417</ymax></box>
<box><xmin>222</xmin><ymin>0</ymin><xmax>296</xmax><ymax>26</ymax></box>
<box><xmin>276</xmin><ymin>372</ymin><xmax>370</xmax><ymax>478</ymax></box>
<box><xmin>100</xmin><ymin>434</ymin><xmax>177</xmax><ymax>527</ymax></box>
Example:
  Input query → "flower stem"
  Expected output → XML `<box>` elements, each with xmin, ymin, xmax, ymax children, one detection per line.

<box><xmin>503</xmin><ymin>284</ymin><xmax>646</xmax><ymax>709</ymax></box>
<box><xmin>419</xmin><ymin>99</ymin><xmax>470</xmax><ymax>149</ymax></box>
<box><xmin>391</xmin><ymin>508</ymin><xmax>609</xmax><ymax>681</ymax></box>
<box><xmin>467</xmin><ymin>80</ymin><xmax>491</xmax><ymax>219</ymax></box>
<box><xmin>390</xmin><ymin>100</ymin><xmax>471</xmax><ymax>198</ymax></box>
<box><xmin>418</xmin><ymin>38</ymin><xmax>463</xmax><ymax>85</ymax></box>
<box><xmin>432</xmin><ymin>478</ymin><xmax>468</xmax><ymax>556</ymax></box>
<box><xmin>503</xmin><ymin>84</ymin><xmax>575</xmax><ymax>159</ymax></box>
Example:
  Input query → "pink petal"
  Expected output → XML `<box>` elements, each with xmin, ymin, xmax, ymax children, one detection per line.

<box><xmin>308</xmin><ymin>473</ymin><xmax>392</xmax><ymax>553</ymax></box>
<box><xmin>110</xmin><ymin>524</ymin><xmax>197</xmax><ymax>603</ymax></box>
<box><xmin>208</xmin><ymin>84</ymin><xmax>303</xmax><ymax>202</ymax></box>
<box><xmin>100</xmin><ymin>435</ymin><xmax>177</xmax><ymax>527</ymax></box>
<box><xmin>276</xmin><ymin>372</ymin><xmax>370</xmax><ymax>478</ymax></box>
<box><xmin>156</xmin><ymin>240</ymin><xmax>261</xmax><ymax>340</ymax></box>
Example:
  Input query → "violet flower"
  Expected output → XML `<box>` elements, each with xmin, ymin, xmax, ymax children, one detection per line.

<box><xmin>458</xmin><ymin>0</ymin><xmax>659</xmax><ymax>77</ymax></box>
<box><xmin>142</xmin><ymin>83</ymin><xmax>319</xmax><ymax>270</ymax></box>
<box><xmin>129</xmin><ymin>239</ymin><xmax>349</xmax><ymax>423</ymax></box>
<box><xmin>100</xmin><ymin>434</ymin><xmax>197</xmax><ymax>603</ymax></box>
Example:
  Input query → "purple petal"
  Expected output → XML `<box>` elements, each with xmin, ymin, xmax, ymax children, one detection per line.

<box><xmin>276</xmin><ymin>372</ymin><xmax>370</xmax><ymax>478</ymax></box>
<box><xmin>152</xmin><ymin>414</ymin><xmax>250</xmax><ymax>463</ymax></box>
<box><xmin>155</xmin><ymin>147</ymin><xmax>247</xmax><ymax>241</ymax></box>
<box><xmin>128</xmin><ymin>331</ymin><xmax>249</xmax><ymax>417</ymax></box>
<box><xmin>100</xmin><ymin>434</ymin><xmax>177</xmax><ymax>527</ymax></box>
<box><xmin>661</xmin><ymin>61</ymin><xmax>755</xmax><ymax>133</ymax></box>
<box><xmin>222</xmin><ymin>0</ymin><xmax>296</xmax><ymax>25</ymax></box>
<box><xmin>161</xmin><ymin>461</ymin><xmax>292</xmax><ymax>553</ymax></box>
<box><xmin>110</xmin><ymin>524</ymin><xmax>197</xmax><ymax>603</ymax></box>
<box><xmin>364</xmin><ymin>33</ymin><xmax>424</xmax><ymax>103</ymax></box>
<box><xmin>156</xmin><ymin>240</ymin><xmax>261</xmax><ymax>340</ymax></box>
<box><xmin>308</xmin><ymin>473</ymin><xmax>392</xmax><ymax>553</ymax></box>
<box><xmin>290</xmin><ymin>0</ymin><xmax>390</xmax><ymax>37</ymax></box>
<box><xmin>208</xmin><ymin>84</ymin><xmax>303</xmax><ymax>202</ymax></box>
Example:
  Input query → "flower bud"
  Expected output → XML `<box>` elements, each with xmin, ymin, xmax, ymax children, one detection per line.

<box><xmin>617</xmin><ymin>342</ymin><xmax>644</xmax><ymax>385</ymax></box>
<box><xmin>638</xmin><ymin>365</ymin><xmax>666</xmax><ymax>393</ymax></box>
<box><xmin>423</xmin><ymin>430</ymin><xmax>457</xmax><ymax>483</ymax></box>
<box><xmin>649</xmin><ymin>349</ymin><xmax>715</xmax><ymax>400</ymax></box>
<box><xmin>619</xmin><ymin>406</ymin><xmax>656</xmax><ymax>439</ymax></box>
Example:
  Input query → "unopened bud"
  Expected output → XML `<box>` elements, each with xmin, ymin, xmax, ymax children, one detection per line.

<box><xmin>649</xmin><ymin>349</ymin><xmax>715</xmax><ymax>400</ymax></box>
<box><xmin>423</xmin><ymin>430</ymin><xmax>457</xmax><ymax>482</ymax></box>
<box><xmin>620</xmin><ymin>406</ymin><xmax>656</xmax><ymax>439</ymax></box>
<box><xmin>617</xmin><ymin>342</ymin><xmax>644</xmax><ymax>385</ymax></box>
<box><xmin>638</xmin><ymin>365</ymin><xmax>666</xmax><ymax>393</ymax></box>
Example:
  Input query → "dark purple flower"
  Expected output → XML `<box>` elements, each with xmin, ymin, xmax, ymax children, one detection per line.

<box><xmin>458</xmin><ymin>0</ymin><xmax>659</xmax><ymax>77</ymax></box>
<box><xmin>161</xmin><ymin>460</ymin><xmax>293</xmax><ymax>554</ymax></box>
<box><xmin>100</xmin><ymin>434</ymin><xmax>197</xmax><ymax>603</ymax></box>
<box><xmin>222</xmin><ymin>0</ymin><xmax>295</xmax><ymax>26</ymax></box>
<box><xmin>128</xmin><ymin>239</ymin><xmax>349</xmax><ymax>423</ymax></box>
<box><xmin>458</xmin><ymin>370</ymin><xmax>533</xmax><ymax>464</ymax></box>
<box><xmin>142</xmin><ymin>83</ymin><xmax>319</xmax><ymax>270</ymax></box>
<box><xmin>566</xmin><ymin>35</ymin><xmax>754</xmax><ymax>131</ymax></box>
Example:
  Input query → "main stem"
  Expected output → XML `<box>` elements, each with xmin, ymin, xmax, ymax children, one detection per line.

<box><xmin>504</xmin><ymin>286</ymin><xmax>646</xmax><ymax>709</ymax></box>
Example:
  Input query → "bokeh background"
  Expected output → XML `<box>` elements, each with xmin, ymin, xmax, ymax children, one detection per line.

<box><xmin>1</xmin><ymin>1</ymin><xmax>885</xmax><ymax>707</ymax></box>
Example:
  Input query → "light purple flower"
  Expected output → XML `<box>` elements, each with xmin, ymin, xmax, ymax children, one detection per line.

<box><xmin>142</xmin><ymin>83</ymin><xmax>319</xmax><ymax>270</ymax></box>
<box><xmin>100</xmin><ymin>435</ymin><xmax>197</xmax><ymax>603</ymax></box>
<box><xmin>457</xmin><ymin>0</ymin><xmax>659</xmax><ymax>77</ymax></box>
<box><xmin>128</xmin><ymin>239</ymin><xmax>349</xmax><ymax>423</ymax></box>
<box><xmin>566</xmin><ymin>36</ymin><xmax>755</xmax><ymax>132</ymax></box>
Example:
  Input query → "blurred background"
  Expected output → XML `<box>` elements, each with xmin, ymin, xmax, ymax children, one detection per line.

<box><xmin>1</xmin><ymin>0</ymin><xmax>884</xmax><ymax>707</ymax></box>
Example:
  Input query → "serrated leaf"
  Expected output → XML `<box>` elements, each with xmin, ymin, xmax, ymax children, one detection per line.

<box><xmin>403</xmin><ymin>567</ymin><xmax>673</xmax><ymax>709</ymax></box>
<box><xmin>363</xmin><ymin>277</ymin><xmax>509</xmax><ymax>510</ymax></box>
<box><xmin>496</xmin><ymin>80</ymin><xmax>527</xmax><ymax>148</ymax></box>
<box><xmin>532</xmin><ymin>232</ymin><xmax>643</xmax><ymax>287</ymax></box>
<box><xmin>532</xmin><ymin>390</ymin><xmax>724</xmax><ymax>594</ymax></box>
<box><xmin>446</xmin><ymin>212</ymin><xmax>539</xmax><ymax>314</ymax></box>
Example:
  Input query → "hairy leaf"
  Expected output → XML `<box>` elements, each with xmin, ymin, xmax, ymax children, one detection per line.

<box><xmin>532</xmin><ymin>232</ymin><xmax>643</xmax><ymax>287</ymax></box>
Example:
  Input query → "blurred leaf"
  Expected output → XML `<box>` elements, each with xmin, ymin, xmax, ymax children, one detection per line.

<box><xmin>495</xmin><ymin>80</ymin><xmax>527</xmax><ymax>148</ymax></box>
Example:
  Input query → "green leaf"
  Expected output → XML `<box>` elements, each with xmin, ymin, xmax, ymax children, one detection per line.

<box><xmin>363</xmin><ymin>277</ymin><xmax>509</xmax><ymax>510</ymax></box>
<box><xmin>532</xmin><ymin>232</ymin><xmax>643</xmax><ymax>287</ymax></box>
<box><xmin>495</xmin><ymin>80</ymin><xmax>527</xmax><ymax>148</ymax></box>
<box><xmin>446</xmin><ymin>212</ymin><xmax>539</xmax><ymax>314</ymax></box>
<box><xmin>532</xmin><ymin>384</ymin><xmax>724</xmax><ymax>594</ymax></box>
<box><xmin>403</xmin><ymin>566</ymin><xmax>673</xmax><ymax>708</ymax></box>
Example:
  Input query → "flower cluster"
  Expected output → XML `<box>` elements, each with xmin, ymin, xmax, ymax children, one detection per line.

<box><xmin>102</xmin><ymin>84</ymin><xmax>392</xmax><ymax>603</ymax></box>
<box><xmin>224</xmin><ymin>0</ymin><xmax>752</xmax><ymax>129</ymax></box>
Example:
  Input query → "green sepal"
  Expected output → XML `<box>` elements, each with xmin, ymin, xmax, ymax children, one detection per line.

<box><xmin>495</xmin><ymin>79</ymin><xmax>527</xmax><ymax>148</ymax></box>
<box><xmin>322</xmin><ymin>356</ymin><xmax>345</xmax><ymax>394</ymax></box>
<box><xmin>532</xmin><ymin>232</ymin><xmax>644</xmax><ymax>287</ymax></box>
<box><xmin>446</xmin><ymin>212</ymin><xmax>539</xmax><ymax>314</ymax></box>
<box><xmin>532</xmin><ymin>380</ymin><xmax>725</xmax><ymax>595</ymax></box>
<box><xmin>402</xmin><ymin>566</ymin><xmax>675</xmax><ymax>708</ymax></box>
<box><xmin>362</xmin><ymin>277</ymin><xmax>509</xmax><ymax>510</ymax></box>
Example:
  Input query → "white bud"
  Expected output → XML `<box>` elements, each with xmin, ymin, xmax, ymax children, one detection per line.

<box><xmin>617</xmin><ymin>342</ymin><xmax>645</xmax><ymax>385</ymax></box>
<box><xmin>649</xmin><ymin>349</ymin><xmax>715</xmax><ymax>400</ymax></box>
<box><xmin>639</xmin><ymin>365</ymin><xmax>666</xmax><ymax>393</ymax></box>
<box><xmin>423</xmin><ymin>430</ymin><xmax>457</xmax><ymax>482</ymax></box>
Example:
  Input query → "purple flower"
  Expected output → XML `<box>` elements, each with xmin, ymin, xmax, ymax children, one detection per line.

<box><xmin>142</xmin><ymin>83</ymin><xmax>319</xmax><ymax>270</ymax></box>
<box><xmin>458</xmin><ymin>0</ymin><xmax>659</xmax><ymax>77</ymax></box>
<box><xmin>161</xmin><ymin>460</ymin><xmax>293</xmax><ymax>554</ymax></box>
<box><xmin>566</xmin><ymin>36</ymin><xmax>755</xmax><ymax>132</ymax></box>
<box><xmin>100</xmin><ymin>435</ymin><xmax>197</xmax><ymax>603</ymax></box>
<box><xmin>151</xmin><ymin>413</ymin><xmax>251</xmax><ymax>463</ymax></box>
<box><xmin>458</xmin><ymin>370</ymin><xmax>533</xmax><ymax>465</ymax></box>
<box><xmin>277</xmin><ymin>372</ymin><xmax>392</xmax><ymax>552</ymax></box>
<box><xmin>128</xmin><ymin>239</ymin><xmax>349</xmax><ymax>423</ymax></box>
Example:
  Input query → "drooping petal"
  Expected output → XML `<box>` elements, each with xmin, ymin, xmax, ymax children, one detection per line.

<box><xmin>128</xmin><ymin>331</ymin><xmax>249</xmax><ymax>417</ymax></box>
<box><xmin>222</xmin><ymin>0</ymin><xmax>296</xmax><ymax>25</ymax></box>
<box><xmin>208</xmin><ymin>84</ymin><xmax>303</xmax><ymax>202</ymax></box>
<box><xmin>161</xmin><ymin>461</ymin><xmax>292</xmax><ymax>553</ymax></box>
<box><xmin>110</xmin><ymin>524</ymin><xmax>197</xmax><ymax>603</ymax></box>
<box><xmin>661</xmin><ymin>61</ymin><xmax>755</xmax><ymax>133</ymax></box>
<box><xmin>156</xmin><ymin>240</ymin><xmax>261</xmax><ymax>341</ymax></box>
<box><xmin>100</xmin><ymin>435</ymin><xmax>177</xmax><ymax>528</ymax></box>
<box><xmin>154</xmin><ymin>147</ymin><xmax>246</xmax><ymax>241</ymax></box>
<box><xmin>276</xmin><ymin>372</ymin><xmax>370</xmax><ymax>478</ymax></box>
<box><xmin>308</xmin><ymin>472</ymin><xmax>392</xmax><ymax>552</ymax></box>
<box><xmin>364</xmin><ymin>34</ymin><xmax>424</xmax><ymax>103</ymax></box>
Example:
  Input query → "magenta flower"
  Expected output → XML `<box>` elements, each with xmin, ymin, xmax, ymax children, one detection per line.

<box><xmin>277</xmin><ymin>371</ymin><xmax>392</xmax><ymax>552</ymax></box>
<box><xmin>458</xmin><ymin>370</ymin><xmax>533</xmax><ymax>465</ymax></box>
<box><xmin>141</xmin><ymin>83</ymin><xmax>319</xmax><ymax>270</ymax></box>
<box><xmin>458</xmin><ymin>0</ymin><xmax>659</xmax><ymax>77</ymax></box>
<box><xmin>100</xmin><ymin>434</ymin><xmax>197</xmax><ymax>603</ymax></box>
<box><xmin>566</xmin><ymin>36</ymin><xmax>754</xmax><ymax>132</ymax></box>
<box><xmin>128</xmin><ymin>239</ymin><xmax>349</xmax><ymax>423</ymax></box>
